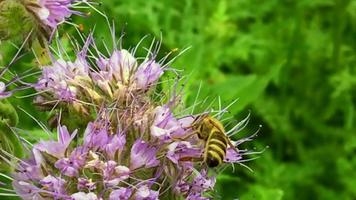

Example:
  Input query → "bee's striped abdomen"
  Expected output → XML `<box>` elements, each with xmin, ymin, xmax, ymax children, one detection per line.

<box><xmin>206</xmin><ymin>130</ymin><xmax>228</xmax><ymax>167</ymax></box>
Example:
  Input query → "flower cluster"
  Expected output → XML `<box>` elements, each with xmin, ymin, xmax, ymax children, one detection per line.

<box><xmin>13</xmin><ymin>108</ymin><xmax>244</xmax><ymax>200</ymax></box>
<box><xmin>25</xmin><ymin>0</ymin><xmax>78</xmax><ymax>29</ymax></box>
<box><xmin>34</xmin><ymin>39</ymin><xmax>165</xmax><ymax>129</ymax></box>
<box><xmin>11</xmin><ymin>37</ymin><xmax>254</xmax><ymax>199</ymax></box>
<box><xmin>35</xmin><ymin>48</ymin><xmax>162</xmax><ymax>102</ymax></box>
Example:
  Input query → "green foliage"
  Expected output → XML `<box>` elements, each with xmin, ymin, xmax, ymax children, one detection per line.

<box><xmin>93</xmin><ymin>0</ymin><xmax>355</xmax><ymax>199</ymax></box>
<box><xmin>0</xmin><ymin>100</ymin><xmax>23</xmax><ymax>161</ymax></box>
<box><xmin>0</xmin><ymin>0</ymin><xmax>33</xmax><ymax>41</ymax></box>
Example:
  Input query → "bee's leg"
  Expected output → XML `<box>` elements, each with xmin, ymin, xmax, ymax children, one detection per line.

<box><xmin>172</xmin><ymin>131</ymin><xmax>198</xmax><ymax>141</ymax></box>
<box><xmin>226</xmin><ymin>139</ymin><xmax>239</xmax><ymax>153</ymax></box>
<box><xmin>179</xmin><ymin>157</ymin><xmax>204</xmax><ymax>162</ymax></box>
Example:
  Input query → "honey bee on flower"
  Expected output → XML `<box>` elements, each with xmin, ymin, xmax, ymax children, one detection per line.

<box><xmin>5</xmin><ymin>26</ymin><xmax>260</xmax><ymax>199</ymax></box>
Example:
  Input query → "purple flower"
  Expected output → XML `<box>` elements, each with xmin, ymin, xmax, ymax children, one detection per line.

<box><xmin>34</xmin><ymin>125</ymin><xmax>77</xmax><ymax>159</ymax></box>
<box><xmin>83</xmin><ymin>122</ymin><xmax>109</xmax><ymax>150</ymax></box>
<box><xmin>102</xmin><ymin>160</ymin><xmax>130</xmax><ymax>187</ymax></box>
<box><xmin>150</xmin><ymin>106</ymin><xmax>184</xmax><ymax>141</ymax></box>
<box><xmin>134</xmin><ymin>59</ymin><xmax>163</xmax><ymax>89</ymax></box>
<box><xmin>55</xmin><ymin>158</ymin><xmax>79</xmax><ymax>177</ymax></box>
<box><xmin>167</xmin><ymin>141</ymin><xmax>203</xmax><ymax>164</ymax></box>
<box><xmin>224</xmin><ymin>147</ymin><xmax>242</xmax><ymax>163</ymax></box>
<box><xmin>174</xmin><ymin>180</ymin><xmax>190</xmax><ymax>195</ymax></box>
<box><xmin>190</xmin><ymin>170</ymin><xmax>216</xmax><ymax>193</ymax></box>
<box><xmin>84</xmin><ymin>151</ymin><xmax>104</xmax><ymax>169</ymax></box>
<box><xmin>12</xmin><ymin>157</ymin><xmax>42</xmax><ymax>182</ymax></box>
<box><xmin>130</xmin><ymin>139</ymin><xmax>159</xmax><ymax>170</ymax></box>
<box><xmin>36</xmin><ymin>58</ymin><xmax>89</xmax><ymax>101</ymax></box>
<box><xmin>77</xmin><ymin>178</ymin><xmax>96</xmax><ymax>191</ymax></box>
<box><xmin>12</xmin><ymin>180</ymin><xmax>43</xmax><ymax>200</ymax></box>
<box><xmin>109</xmin><ymin>187</ymin><xmax>132</xmax><ymax>200</ymax></box>
<box><xmin>135</xmin><ymin>185</ymin><xmax>159</xmax><ymax>200</ymax></box>
<box><xmin>104</xmin><ymin>132</ymin><xmax>126</xmax><ymax>159</ymax></box>
<box><xmin>39</xmin><ymin>175</ymin><xmax>66</xmax><ymax>196</ymax></box>
<box><xmin>175</xmin><ymin>170</ymin><xmax>215</xmax><ymax>200</ymax></box>
<box><xmin>96</xmin><ymin>50</ymin><xmax>137</xmax><ymax>84</ymax></box>
<box><xmin>55</xmin><ymin>147</ymin><xmax>87</xmax><ymax>177</ymax></box>
<box><xmin>186</xmin><ymin>193</ymin><xmax>210</xmax><ymax>200</ymax></box>
<box><xmin>71</xmin><ymin>192</ymin><xmax>98</xmax><ymax>200</ymax></box>
<box><xmin>25</xmin><ymin>0</ymin><xmax>79</xmax><ymax>29</ymax></box>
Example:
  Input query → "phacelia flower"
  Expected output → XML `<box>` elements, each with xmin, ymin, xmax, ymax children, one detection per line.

<box><xmin>10</xmin><ymin>33</ymin><xmax>258</xmax><ymax>200</ymax></box>
<box><xmin>24</xmin><ymin>0</ymin><xmax>81</xmax><ymax>33</ymax></box>
<box><xmin>27</xmin><ymin>0</ymin><xmax>76</xmax><ymax>28</ymax></box>
<box><xmin>71</xmin><ymin>192</ymin><xmax>98</xmax><ymax>200</ymax></box>
<box><xmin>34</xmin><ymin>37</ymin><xmax>166</xmax><ymax>129</ymax></box>
<box><xmin>135</xmin><ymin>185</ymin><xmax>159</xmax><ymax>200</ymax></box>
<box><xmin>39</xmin><ymin>175</ymin><xmax>66</xmax><ymax>196</ymax></box>
<box><xmin>35</xmin><ymin>57</ymin><xmax>89</xmax><ymax>102</ymax></box>
<box><xmin>130</xmin><ymin>139</ymin><xmax>160</xmax><ymax>170</ymax></box>
<box><xmin>0</xmin><ymin>0</ymin><xmax>83</xmax><ymax>43</ymax></box>
<box><xmin>109</xmin><ymin>187</ymin><xmax>132</xmax><ymax>200</ymax></box>
<box><xmin>11</xmin><ymin>109</ymin><xmax>254</xmax><ymax>199</ymax></box>
<box><xmin>134</xmin><ymin>59</ymin><xmax>164</xmax><ymax>89</ymax></box>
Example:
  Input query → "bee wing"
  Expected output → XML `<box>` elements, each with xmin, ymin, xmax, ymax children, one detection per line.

<box><xmin>193</xmin><ymin>113</ymin><xmax>209</xmax><ymax>123</ymax></box>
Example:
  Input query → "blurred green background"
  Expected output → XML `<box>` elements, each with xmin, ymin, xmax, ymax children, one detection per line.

<box><xmin>2</xmin><ymin>0</ymin><xmax>356</xmax><ymax>199</ymax></box>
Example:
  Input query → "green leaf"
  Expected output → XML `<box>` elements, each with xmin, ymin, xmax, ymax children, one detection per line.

<box><xmin>0</xmin><ymin>100</ymin><xmax>23</xmax><ymax>159</ymax></box>
<box><xmin>240</xmin><ymin>185</ymin><xmax>284</xmax><ymax>200</ymax></box>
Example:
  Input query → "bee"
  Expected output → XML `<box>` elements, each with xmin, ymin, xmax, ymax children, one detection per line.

<box><xmin>181</xmin><ymin>114</ymin><xmax>238</xmax><ymax>168</ymax></box>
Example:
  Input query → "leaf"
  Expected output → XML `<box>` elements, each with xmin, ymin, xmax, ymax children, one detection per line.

<box><xmin>205</xmin><ymin>75</ymin><xmax>266</xmax><ymax>114</ymax></box>
<box><xmin>0</xmin><ymin>100</ymin><xmax>23</xmax><ymax>158</ymax></box>
<box><xmin>240</xmin><ymin>185</ymin><xmax>284</xmax><ymax>200</ymax></box>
